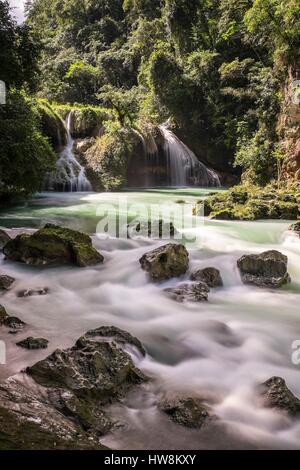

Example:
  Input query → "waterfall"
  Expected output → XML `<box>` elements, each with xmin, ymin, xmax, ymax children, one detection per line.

<box><xmin>45</xmin><ymin>112</ymin><xmax>92</xmax><ymax>192</ymax></box>
<box><xmin>160</xmin><ymin>125</ymin><xmax>220</xmax><ymax>187</ymax></box>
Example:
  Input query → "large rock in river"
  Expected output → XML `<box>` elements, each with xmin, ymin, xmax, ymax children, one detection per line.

<box><xmin>237</xmin><ymin>250</ymin><xmax>290</xmax><ymax>288</ymax></box>
<box><xmin>0</xmin><ymin>326</ymin><xmax>148</xmax><ymax>449</ymax></box>
<box><xmin>191</xmin><ymin>267</ymin><xmax>223</xmax><ymax>287</ymax></box>
<box><xmin>0</xmin><ymin>275</ymin><xmax>15</xmax><ymax>290</ymax></box>
<box><xmin>139</xmin><ymin>243</ymin><xmax>189</xmax><ymax>282</ymax></box>
<box><xmin>0</xmin><ymin>229</ymin><xmax>11</xmax><ymax>248</ymax></box>
<box><xmin>159</xmin><ymin>397</ymin><xmax>211</xmax><ymax>428</ymax></box>
<box><xmin>260</xmin><ymin>376</ymin><xmax>300</xmax><ymax>416</ymax></box>
<box><xmin>3</xmin><ymin>224</ymin><xmax>104</xmax><ymax>267</ymax></box>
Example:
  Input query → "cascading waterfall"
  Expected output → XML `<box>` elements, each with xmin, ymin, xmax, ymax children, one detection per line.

<box><xmin>160</xmin><ymin>124</ymin><xmax>221</xmax><ymax>187</ymax></box>
<box><xmin>45</xmin><ymin>112</ymin><xmax>92</xmax><ymax>192</ymax></box>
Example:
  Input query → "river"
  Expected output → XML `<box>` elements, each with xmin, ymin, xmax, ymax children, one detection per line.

<box><xmin>1</xmin><ymin>189</ymin><xmax>300</xmax><ymax>449</ymax></box>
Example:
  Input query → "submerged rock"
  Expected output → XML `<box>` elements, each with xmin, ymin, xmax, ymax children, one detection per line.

<box><xmin>0</xmin><ymin>326</ymin><xmax>148</xmax><ymax>449</ymax></box>
<box><xmin>0</xmin><ymin>275</ymin><xmax>15</xmax><ymax>291</ymax></box>
<box><xmin>139</xmin><ymin>243</ymin><xmax>189</xmax><ymax>282</ymax></box>
<box><xmin>17</xmin><ymin>337</ymin><xmax>49</xmax><ymax>350</ymax></box>
<box><xmin>3</xmin><ymin>224</ymin><xmax>104</xmax><ymax>267</ymax></box>
<box><xmin>2</xmin><ymin>316</ymin><xmax>26</xmax><ymax>330</ymax></box>
<box><xmin>288</xmin><ymin>221</ymin><xmax>300</xmax><ymax>236</ymax></box>
<box><xmin>0</xmin><ymin>229</ymin><xmax>11</xmax><ymax>248</ymax></box>
<box><xmin>160</xmin><ymin>397</ymin><xmax>211</xmax><ymax>428</ymax></box>
<box><xmin>17</xmin><ymin>287</ymin><xmax>49</xmax><ymax>298</ymax></box>
<box><xmin>237</xmin><ymin>250</ymin><xmax>290</xmax><ymax>288</ymax></box>
<box><xmin>190</xmin><ymin>267</ymin><xmax>223</xmax><ymax>287</ymax></box>
<box><xmin>261</xmin><ymin>376</ymin><xmax>300</xmax><ymax>416</ymax></box>
<box><xmin>128</xmin><ymin>220</ymin><xmax>178</xmax><ymax>240</ymax></box>
<box><xmin>165</xmin><ymin>282</ymin><xmax>209</xmax><ymax>302</ymax></box>
<box><xmin>85</xmin><ymin>326</ymin><xmax>146</xmax><ymax>357</ymax></box>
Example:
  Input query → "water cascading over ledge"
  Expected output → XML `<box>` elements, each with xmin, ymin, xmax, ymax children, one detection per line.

<box><xmin>45</xmin><ymin>112</ymin><xmax>92</xmax><ymax>192</ymax></box>
<box><xmin>127</xmin><ymin>124</ymin><xmax>221</xmax><ymax>188</ymax></box>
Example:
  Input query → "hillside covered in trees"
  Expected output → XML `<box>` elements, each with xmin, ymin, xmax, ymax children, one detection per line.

<box><xmin>1</xmin><ymin>0</ymin><xmax>300</xmax><ymax>200</ymax></box>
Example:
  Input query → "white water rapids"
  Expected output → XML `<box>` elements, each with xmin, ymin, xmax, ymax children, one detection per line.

<box><xmin>1</xmin><ymin>189</ymin><xmax>300</xmax><ymax>449</ymax></box>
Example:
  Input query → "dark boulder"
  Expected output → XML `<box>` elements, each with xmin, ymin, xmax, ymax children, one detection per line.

<box><xmin>85</xmin><ymin>326</ymin><xmax>146</xmax><ymax>357</ymax></box>
<box><xmin>0</xmin><ymin>229</ymin><xmax>11</xmax><ymax>248</ymax></box>
<box><xmin>260</xmin><ymin>376</ymin><xmax>300</xmax><ymax>416</ymax></box>
<box><xmin>2</xmin><ymin>316</ymin><xmax>26</xmax><ymax>330</ymax></box>
<box><xmin>159</xmin><ymin>397</ymin><xmax>211</xmax><ymax>428</ymax></box>
<box><xmin>3</xmin><ymin>224</ymin><xmax>104</xmax><ymax>267</ymax></box>
<box><xmin>237</xmin><ymin>250</ymin><xmax>290</xmax><ymax>288</ymax></box>
<box><xmin>0</xmin><ymin>275</ymin><xmax>15</xmax><ymax>291</ymax></box>
<box><xmin>27</xmin><ymin>329</ymin><xmax>147</xmax><ymax>400</ymax></box>
<box><xmin>288</xmin><ymin>221</ymin><xmax>300</xmax><ymax>236</ymax></box>
<box><xmin>17</xmin><ymin>337</ymin><xmax>49</xmax><ymax>350</ymax></box>
<box><xmin>190</xmin><ymin>267</ymin><xmax>223</xmax><ymax>287</ymax></box>
<box><xmin>164</xmin><ymin>282</ymin><xmax>209</xmax><ymax>302</ymax></box>
<box><xmin>139</xmin><ymin>243</ymin><xmax>189</xmax><ymax>282</ymax></box>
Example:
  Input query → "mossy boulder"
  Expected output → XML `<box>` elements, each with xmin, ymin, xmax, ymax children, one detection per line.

<box><xmin>159</xmin><ymin>397</ymin><xmax>211</xmax><ymax>428</ymax></box>
<box><xmin>237</xmin><ymin>250</ymin><xmax>290</xmax><ymax>288</ymax></box>
<box><xmin>0</xmin><ymin>326</ymin><xmax>147</xmax><ymax>449</ymax></box>
<box><xmin>54</xmin><ymin>106</ymin><xmax>110</xmax><ymax>138</ymax></box>
<box><xmin>203</xmin><ymin>185</ymin><xmax>300</xmax><ymax>221</ymax></box>
<box><xmin>3</xmin><ymin>224</ymin><xmax>104</xmax><ymax>267</ymax></box>
<box><xmin>140</xmin><ymin>243</ymin><xmax>189</xmax><ymax>282</ymax></box>
<box><xmin>83</xmin><ymin>128</ymin><xmax>140</xmax><ymax>191</ymax></box>
<box><xmin>261</xmin><ymin>377</ymin><xmax>300</xmax><ymax>416</ymax></box>
<box><xmin>37</xmin><ymin>100</ymin><xmax>66</xmax><ymax>150</ymax></box>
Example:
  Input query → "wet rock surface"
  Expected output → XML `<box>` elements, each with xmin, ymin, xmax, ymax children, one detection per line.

<box><xmin>0</xmin><ymin>327</ymin><xmax>148</xmax><ymax>449</ymax></box>
<box><xmin>261</xmin><ymin>376</ymin><xmax>300</xmax><ymax>416</ymax></box>
<box><xmin>3</xmin><ymin>224</ymin><xmax>104</xmax><ymax>267</ymax></box>
<box><xmin>128</xmin><ymin>220</ymin><xmax>178</xmax><ymax>240</ymax></box>
<box><xmin>17</xmin><ymin>287</ymin><xmax>49</xmax><ymax>298</ymax></box>
<box><xmin>0</xmin><ymin>275</ymin><xmax>15</xmax><ymax>291</ymax></box>
<box><xmin>140</xmin><ymin>243</ymin><xmax>189</xmax><ymax>282</ymax></box>
<box><xmin>0</xmin><ymin>229</ymin><xmax>11</xmax><ymax>248</ymax></box>
<box><xmin>159</xmin><ymin>397</ymin><xmax>212</xmax><ymax>428</ymax></box>
<box><xmin>190</xmin><ymin>267</ymin><xmax>223</xmax><ymax>287</ymax></box>
<box><xmin>0</xmin><ymin>304</ymin><xmax>8</xmax><ymax>323</ymax></box>
<box><xmin>288</xmin><ymin>221</ymin><xmax>300</xmax><ymax>236</ymax></box>
<box><xmin>2</xmin><ymin>316</ymin><xmax>26</xmax><ymax>330</ymax></box>
<box><xmin>237</xmin><ymin>250</ymin><xmax>290</xmax><ymax>288</ymax></box>
<box><xmin>16</xmin><ymin>337</ymin><xmax>49</xmax><ymax>350</ymax></box>
<box><xmin>165</xmin><ymin>282</ymin><xmax>209</xmax><ymax>302</ymax></box>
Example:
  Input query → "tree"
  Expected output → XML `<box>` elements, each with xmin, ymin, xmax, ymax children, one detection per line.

<box><xmin>98</xmin><ymin>85</ymin><xmax>141</xmax><ymax>127</ymax></box>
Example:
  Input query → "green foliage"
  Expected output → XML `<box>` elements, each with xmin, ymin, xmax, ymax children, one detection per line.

<box><xmin>0</xmin><ymin>90</ymin><xmax>56</xmax><ymax>196</ymax></box>
<box><xmin>98</xmin><ymin>85</ymin><xmax>142</xmax><ymax>126</ymax></box>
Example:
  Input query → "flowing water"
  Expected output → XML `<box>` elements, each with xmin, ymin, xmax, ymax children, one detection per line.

<box><xmin>1</xmin><ymin>189</ymin><xmax>300</xmax><ymax>449</ymax></box>
<box><xmin>45</xmin><ymin>112</ymin><xmax>92</xmax><ymax>192</ymax></box>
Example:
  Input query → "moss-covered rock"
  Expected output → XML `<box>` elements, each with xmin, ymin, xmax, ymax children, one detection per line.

<box><xmin>201</xmin><ymin>184</ymin><xmax>300</xmax><ymax>221</ymax></box>
<box><xmin>190</xmin><ymin>267</ymin><xmax>223</xmax><ymax>287</ymax></box>
<box><xmin>37</xmin><ymin>100</ymin><xmax>67</xmax><ymax>150</ymax></box>
<box><xmin>3</xmin><ymin>224</ymin><xmax>104</xmax><ymax>267</ymax></box>
<box><xmin>0</xmin><ymin>305</ymin><xmax>8</xmax><ymax>323</ymax></box>
<box><xmin>140</xmin><ymin>243</ymin><xmax>189</xmax><ymax>282</ymax></box>
<box><xmin>54</xmin><ymin>105</ymin><xmax>110</xmax><ymax>138</ymax></box>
